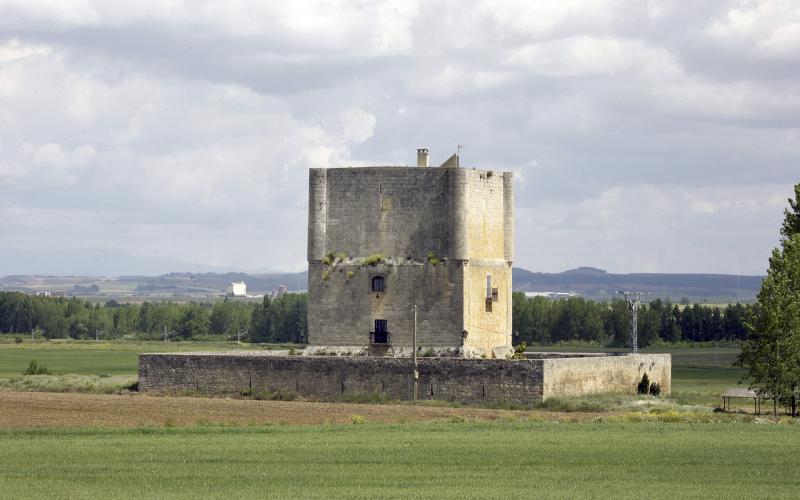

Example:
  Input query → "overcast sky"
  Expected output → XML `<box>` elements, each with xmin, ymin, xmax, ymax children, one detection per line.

<box><xmin>1</xmin><ymin>0</ymin><xmax>798</xmax><ymax>275</ymax></box>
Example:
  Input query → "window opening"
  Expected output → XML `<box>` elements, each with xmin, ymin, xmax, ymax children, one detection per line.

<box><xmin>371</xmin><ymin>275</ymin><xmax>385</xmax><ymax>292</ymax></box>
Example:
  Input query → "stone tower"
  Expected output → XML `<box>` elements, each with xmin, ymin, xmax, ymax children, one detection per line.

<box><xmin>307</xmin><ymin>150</ymin><xmax>514</xmax><ymax>357</ymax></box>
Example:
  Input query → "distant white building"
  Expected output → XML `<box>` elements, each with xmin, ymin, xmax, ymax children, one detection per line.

<box><xmin>227</xmin><ymin>281</ymin><xmax>247</xmax><ymax>297</ymax></box>
<box><xmin>524</xmin><ymin>291</ymin><xmax>577</xmax><ymax>300</ymax></box>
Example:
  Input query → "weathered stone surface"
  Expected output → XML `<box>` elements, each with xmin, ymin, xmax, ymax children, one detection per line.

<box><xmin>307</xmin><ymin>166</ymin><xmax>514</xmax><ymax>356</ymax></box>
<box><xmin>492</xmin><ymin>346</ymin><xmax>514</xmax><ymax>359</ymax></box>
<box><xmin>138</xmin><ymin>352</ymin><xmax>671</xmax><ymax>403</ymax></box>
<box><xmin>541</xmin><ymin>354</ymin><xmax>672</xmax><ymax>398</ymax></box>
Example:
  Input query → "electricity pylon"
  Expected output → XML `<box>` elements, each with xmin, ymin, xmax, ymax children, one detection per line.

<box><xmin>617</xmin><ymin>291</ymin><xmax>647</xmax><ymax>353</ymax></box>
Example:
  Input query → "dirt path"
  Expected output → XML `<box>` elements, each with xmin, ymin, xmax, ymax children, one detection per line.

<box><xmin>0</xmin><ymin>391</ymin><xmax>594</xmax><ymax>428</ymax></box>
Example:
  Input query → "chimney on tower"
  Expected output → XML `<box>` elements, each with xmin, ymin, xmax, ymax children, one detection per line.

<box><xmin>417</xmin><ymin>148</ymin><xmax>429</xmax><ymax>167</ymax></box>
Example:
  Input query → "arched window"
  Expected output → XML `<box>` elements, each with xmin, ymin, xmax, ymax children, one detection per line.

<box><xmin>371</xmin><ymin>275</ymin><xmax>385</xmax><ymax>292</ymax></box>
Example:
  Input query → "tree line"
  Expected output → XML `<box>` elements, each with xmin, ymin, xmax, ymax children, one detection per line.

<box><xmin>1</xmin><ymin>289</ymin><xmax>749</xmax><ymax>347</ymax></box>
<box><xmin>512</xmin><ymin>293</ymin><xmax>750</xmax><ymax>346</ymax></box>
<box><xmin>0</xmin><ymin>293</ymin><xmax>306</xmax><ymax>343</ymax></box>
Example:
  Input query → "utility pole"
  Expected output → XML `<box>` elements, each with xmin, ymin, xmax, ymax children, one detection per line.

<box><xmin>412</xmin><ymin>304</ymin><xmax>418</xmax><ymax>402</ymax></box>
<box><xmin>236</xmin><ymin>329</ymin><xmax>249</xmax><ymax>345</ymax></box>
<box><xmin>95</xmin><ymin>329</ymin><xmax>103</xmax><ymax>342</ymax></box>
<box><xmin>163</xmin><ymin>325</ymin><xmax>175</xmax><ymax>342</ymax></box>
<box><xmin>617</xmin><ymin>291</ymin><xmax>647</xmax><ymax>354</ymax></box>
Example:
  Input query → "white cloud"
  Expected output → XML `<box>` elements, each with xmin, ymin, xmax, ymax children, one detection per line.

<box><xmin>517</xmin><ymin>183</ymin><xmax>791</xmax><ymax>274</ymax></box>
<box><xmin>705</xmin><ymin>0</ymin><xmax>800</xmax><ymax>60</ymax></box>
<box><xmin>505</xmin><ymin>36</ymin><xmax>666</xmax><ymax>77</ymax></box>
<box><xmin>0</xmin><ymin>0</ymin><xmax>798</xmax><ymax>274</ymax></box>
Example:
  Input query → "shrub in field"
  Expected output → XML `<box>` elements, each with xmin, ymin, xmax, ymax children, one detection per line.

<box><xmin>245</xmin><ymin>389</ymin><xmax>297</xmax><ymax>401</ymax></box>
<box><xmin>342</xmin><ymin>393</ymin><xmax>390</xmax><ymax>404</ymax></box>
<box><xmin>649</xmin><ymin>382</ymin><xmax>661</xmax><ymax>396</ymax></box>
<box><xmin>14</xmin><ymin>336</ymin><xmax>22</xmax><ymax>344</ymax></box>
<box><xmin>24</xmin><ymin>360</ymin><xmax>50</xmax><ymax>375</ymax></box>
<box><xmin>351</xmin><ymin>414</ymin><xmax>365</xmax><ymax>424</ymax></box>
<box><xmin>637</xmin><ymin>373</ymin><xmax>650</xmax><ymax>395</ymax></box>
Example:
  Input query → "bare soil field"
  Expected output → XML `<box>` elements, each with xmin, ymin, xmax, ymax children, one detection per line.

<box><xmin>0</xmin><ymin>391</ymin><xmax>586</xmax><ymax>428</ymax></box>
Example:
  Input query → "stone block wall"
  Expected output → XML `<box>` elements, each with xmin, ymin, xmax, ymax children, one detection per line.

<box><xmin>541</xmin><ymin>354</ymin><xmax>672</xmax><ymax>398</ymax></box>
<box><xmin>308</xmin><ymin>167</ymin><xmax>457</xmax><ymax>262</ymax></box>
<box><xmin>307</xmin><ymin>166</ymin><xmax>514</xmax><ymax>355</ymax></box>
<box><xmin>139</xmin><ymin>352</ymin><xmax>671</xmax><ymax>404</ymax></box>
<box><xmin>139</xmin><ymin>353</ymin><xmax>545</xmax><ymax>404</ymax></box>
<box><xmin>307</xmin><ymin>260</ymin><xmax>464</xmax><ymax>347</ymax></box>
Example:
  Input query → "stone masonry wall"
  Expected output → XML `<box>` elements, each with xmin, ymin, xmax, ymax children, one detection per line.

<box><xmin>309</xmin><ymin>167</ymin><xmax>457</xmax><ymax>261</ymax></box>
<box><xmin>308</xmin><ymin>260</ymin><xmax>464</xmax><ymax>347</ymax></box>
<box><xmin>139</xmin><ymin>353</ymin><xmax>671</xmax><ymax>404</ymax></box>
<box><xmin>542</xmin><ymin>354</ymin><xmax>672</xmax><ymax>398</ymax></box>
<box><xmin>463</xmin><ymin>261</ymin><xmax>511</xmax><ymax>354</ymax></box>
<box><xmin>307</xmin><ymin>166</ymin><xmax>514</xmax><ymax>354</ymax></box>
<box><xmin>139</xmin><ymin>353</ymin><xmax>545</xmax><ymax>404</ymax></box>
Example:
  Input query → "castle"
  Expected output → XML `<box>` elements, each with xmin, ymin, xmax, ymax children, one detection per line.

<box><xmin>307</xmin><ymin>149</ymin><xmax>514</xmax><ymax>357</ymax></box>
<box><xmin>139</xmin><ymin>148</ymin><xmax>671</xmax><ymax>404</ymax></box>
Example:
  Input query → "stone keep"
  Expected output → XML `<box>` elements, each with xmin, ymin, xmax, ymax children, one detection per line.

<box><xmin>307</xmin><ymin>153</ymin><xmax>514</xmax><ymax>357</ymax></box>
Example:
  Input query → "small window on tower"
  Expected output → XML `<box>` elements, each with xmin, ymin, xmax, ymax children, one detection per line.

<box><xmin>371</xmin><ymin>275</ymin><xmax>385</xmax><ymax>292</ymax></box>
<box><xmin>486</xmin><ymin>275</ymin><xmax>492</xmax><ymax>299</ymax></box>
<box><xmin>492</xmin><ymin>287</ymin><xmax>499</xmax><ymax>302</ymax></box>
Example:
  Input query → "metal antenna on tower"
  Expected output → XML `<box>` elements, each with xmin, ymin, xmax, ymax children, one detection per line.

<box><xmin>617</xmin><ymin>291</ymin><xmax>648</xmax><ymax>353</ymax></box>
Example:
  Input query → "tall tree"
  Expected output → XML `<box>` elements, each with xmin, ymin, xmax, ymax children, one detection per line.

<box><xmin>781</xmin><ymin>183</ymin><xmax>800</xmax><ymax>239</ymax></box>
<box><xmin>739</xmin><ymin>183</ymin><xmax>800</xmax><ymax>417</ymax></box>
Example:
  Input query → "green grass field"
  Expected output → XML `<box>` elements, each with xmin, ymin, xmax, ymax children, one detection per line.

<box><xmin>0</xmin><ymin>340</ymin><xmax>293</xmax><ymax>377</ymax></box>
<box><xmin>0</xmin><ymin>341</ymin><xmax>795</xmax><ymax>498</ymax></box>
<box><xmin>1</xmin><ymin>421</ymin><xmax>798</xmax><ymax>499</ymax></box>
<box><xmin>0</xmin><ymin>341</ymin><xmax>749</xmax><ymax>406</ymax></box>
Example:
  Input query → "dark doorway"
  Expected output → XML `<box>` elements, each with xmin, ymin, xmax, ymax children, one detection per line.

<box><xmin>372</xmin><ymin>319</ymin><xmax>389</xmax><ymax>344</ymax></box>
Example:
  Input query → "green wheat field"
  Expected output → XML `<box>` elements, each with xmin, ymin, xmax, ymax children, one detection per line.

<box><xmin>0</xmin><ymin>340</ymin><xmax>797</xmax><ymax>499</ymax></box>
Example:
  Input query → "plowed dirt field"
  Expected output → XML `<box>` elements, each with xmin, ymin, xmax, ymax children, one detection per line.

<box><xmin>0</xmin><ymin>391</ymin><xmax>585</xmax><ymax>427</ymax></box>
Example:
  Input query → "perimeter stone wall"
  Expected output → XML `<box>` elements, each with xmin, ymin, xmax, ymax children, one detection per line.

<box><xmin>139</xmin><ymin>352</ymin><xmax>671</xmax><ymax>404</ymax></box>
<box><xmin>542</xmin><ymin>354</ymin><xmax>672</xmax><ymax>398</ymax></box>
<box><xmin>139</xmin><ymin>353</ymin><xmax>545</xmax><ymax>404</ymax></box>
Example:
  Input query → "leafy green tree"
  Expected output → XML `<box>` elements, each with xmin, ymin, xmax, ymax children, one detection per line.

<box><xmin>175</xmin><ymin>303</ymin><xmax>210</xmax><ymax>340</ymax></box>
<box><xmin>739</xmin><ymin>184</ymin><xmax>800</xmax><ymax>416</ymax></box>
<box><xmin>781</xmin><ymin>183</ymin><xmax>800</xmax><ymax>239</ymax></box>
<box><xmin>637</xmin><ymin>305</ymin><xmax>660</xmax><ymax>347</ymax></box>
<box><xmin>605</xmin><ymin>300</ymin><xmax>630</xmax><ymax>347</ymax></box>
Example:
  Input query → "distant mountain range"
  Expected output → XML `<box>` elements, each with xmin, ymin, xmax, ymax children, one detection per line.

<box><xmin>511</xmin><ymin>266</ymin><xmax>762</xmax><ymax>302</ymax></box>
<box><xmin>0</xmin><ymin>261</ymin><xmax>763</xmax><ymax>302</ymax></box>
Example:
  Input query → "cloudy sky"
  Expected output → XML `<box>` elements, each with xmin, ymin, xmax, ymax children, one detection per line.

<box><xmin>1</xmin><ymin>0</ymin><xmax>798</xmax><ymax>275</ymax></box>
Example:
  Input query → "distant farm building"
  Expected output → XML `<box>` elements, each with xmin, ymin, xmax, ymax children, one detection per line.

<box><xmin>524</xmin><ymin>291</ymin><xmax>577</xmax><ymax>300</ymax></box>
<box><xmin>227</xmin><ymin>281</ymin><xmax>247</xmax><ymax>297</ymax></box>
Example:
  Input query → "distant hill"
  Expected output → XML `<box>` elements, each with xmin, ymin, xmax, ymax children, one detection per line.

<box><xmin>1</xmin><ymin>264</ymin><xmax>763</xmax><ymax>302</ymax></box>
<box><xmin>512</xmin><ymin>267</ymin><xmax>763</xmax><ymax>302</ymax></box>
<box><xmin>127</xmin><ymin>272</ymin><xmax>308</xmax><ymax>294</ymax></box>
